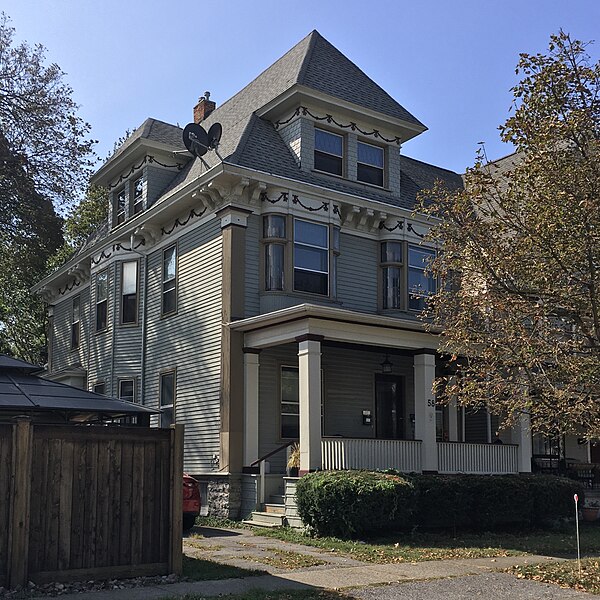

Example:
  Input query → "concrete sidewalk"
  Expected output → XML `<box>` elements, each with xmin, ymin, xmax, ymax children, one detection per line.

<box><xmin>48</xmin><ymin>526</ymin><xmax>570</xmax><ymax>599</ymax></box>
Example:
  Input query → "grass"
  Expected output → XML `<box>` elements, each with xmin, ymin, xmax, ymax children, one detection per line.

<box><xmin>240</xmin><ymin>547</ymin><xmax>329</xmax><ymax>570</ymax></box>
<box><xmin>182</xmin><ymin>555</ymin><xmax>266</xmax><ymax>581</ymax></box>
<box><xmin>510</xmin><ymin>558</ymin><xmax>600</xmax><ymax>595</ymax></box>
<box><xmin>252</xmin><ymin>522</ymin><xmax>600</xmax><ymax>564</ymax></box>
<box><xmin>160</xmin><ymin>592</ymin><xmax>346</xmax><ymax>600</ymax></box>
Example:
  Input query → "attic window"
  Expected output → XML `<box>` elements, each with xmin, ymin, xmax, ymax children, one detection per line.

<box><xmin>357</xmin><ymin>141</ymin><xmax>384</xmax><ymax>186</ymax></box>
<box><xmin>132</xmin><ymin>176</ymin><xmax>144</xmax><ymax>214</ymax></box>
<box><xmin>314</xmin><ymin>129</ymin><xmax>343</xmax><ymax>176</ymax></box>
<box><xmin>115</xmin><ymin>188</ymin><xmax>126</xmax><ymax>225</ymax></box>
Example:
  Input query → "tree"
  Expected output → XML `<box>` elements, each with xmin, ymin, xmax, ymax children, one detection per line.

<box><xmin>0</xmin><ymin>13</ymin><xmax>95</xmax><ymax>362</ymax></box>
<box><xmin>421</xmin><ymin>32</ymin><xmax>600</xmax><ymax>437</ymax></box>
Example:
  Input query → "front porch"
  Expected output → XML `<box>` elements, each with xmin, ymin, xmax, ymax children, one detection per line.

<box><xmin>232</xmin><ymin>304</ymin><xmax>533</xmax><ymax>481</ymax></box>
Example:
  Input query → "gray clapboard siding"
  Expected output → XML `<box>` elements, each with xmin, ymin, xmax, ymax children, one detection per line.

<box><xmin>245</xmin><ymin>215</ymin><xmax>260</xmax><ymax>317</ymax></box>
<box><xmin>258</xmin><ymin>344</ymin><xmax>417</xmax><ymax>466</ymax></box>
<box><xmin>337</xmin><ymin>232</ymin><xmax>378</xmax><ymax>312</ymax></box>
<box><xmin>88</xmin><ymin>264</ymin><xmax>116</xmax><ymax>394</ymax></box>
<box><xmin>144</xmin><ymin>218</ymin><xmax>222</xmax><ymax>473</ymax></box>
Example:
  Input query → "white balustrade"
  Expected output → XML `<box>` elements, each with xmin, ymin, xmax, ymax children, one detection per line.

<box><xmin>437</xmin><ymin>442</ymin><xmax>518</xmax><ymax>474</ymax></box>
<box><xmin>321</xmin><ymin>438</ymin><xmax>422</xmax><ymax>473</ymax></box>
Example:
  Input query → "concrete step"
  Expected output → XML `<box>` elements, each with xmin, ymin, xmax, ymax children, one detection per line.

<box><xmin>243</xmin><ymin>511</ymin><xmax>285</xmax><ymax>528</ymax></box>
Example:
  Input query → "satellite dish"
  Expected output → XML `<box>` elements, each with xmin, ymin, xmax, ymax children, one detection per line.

<box><xmin>207</xmin><ymin>122</ymin><xmax>222</xmax><ymax>150</ymax></box>
<box><xmin>183</xmin><ymin>123</ymin><xmax>209</xmax><ymax>157</ymax></box>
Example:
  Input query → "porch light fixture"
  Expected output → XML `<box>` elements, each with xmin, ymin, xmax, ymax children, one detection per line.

<box><xmin>380</xmin><ymin>354</ymin><xmax>393</xmax><ymax>374</ymax></box>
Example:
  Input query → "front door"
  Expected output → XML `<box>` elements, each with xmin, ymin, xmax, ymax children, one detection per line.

<box><xmin>375</xmin><ymin>375</ymin><xmax>404</xmax><ymax>439</ymax></box>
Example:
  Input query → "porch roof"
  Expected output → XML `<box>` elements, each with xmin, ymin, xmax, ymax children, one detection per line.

<box><xmin>229</xmin><ymin>304</ymin><xmax>440</xmax><ymax>350</ymax></box>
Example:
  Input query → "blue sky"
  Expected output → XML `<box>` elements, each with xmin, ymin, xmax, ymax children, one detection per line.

<box><xmin>3</xmin><ymin>0</ymin><xmax>599</xmax><ymax>173</ymax></box>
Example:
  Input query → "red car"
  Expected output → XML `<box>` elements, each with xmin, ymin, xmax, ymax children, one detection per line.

<box><xmin>183</xmin><ymin>474</ymin><xmax>201</xmax><ymax>531</ymax></box>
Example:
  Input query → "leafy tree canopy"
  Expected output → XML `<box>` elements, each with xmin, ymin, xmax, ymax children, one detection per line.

<box><xmin>421</xmin><ymin>32</ymin><xmax>600</xmax><ymax>437</ymax></box>
<box><xmin>0</xmin><ymin>13</ymin><xmax>96</xmax><ymax>362</ymax></box>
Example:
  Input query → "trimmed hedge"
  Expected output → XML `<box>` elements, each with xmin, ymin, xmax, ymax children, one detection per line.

<box><xmin>295</xmin><ymin>470</ymin><xmax>582</xmax><ymax>538</ymax></box>
<box><xmin>295</xmin><ymin>470</ymin><xmax>415</xmax><ymax>538</ymax></box>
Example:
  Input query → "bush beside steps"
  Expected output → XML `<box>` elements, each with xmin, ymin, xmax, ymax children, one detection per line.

<box><xmin>295</xmin><ymin>470</ymin><xmax>583</xmax><ymax>539</ymax></box>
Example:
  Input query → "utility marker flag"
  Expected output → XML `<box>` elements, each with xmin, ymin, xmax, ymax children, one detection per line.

<box><xmin>575</xmin><ymin>494</ymin><xmax>581</xmax><ymax>575</ymax></box>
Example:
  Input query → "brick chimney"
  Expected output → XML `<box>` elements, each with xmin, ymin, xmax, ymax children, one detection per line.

<box><xmin>193</xmin><ymin>91</ymin><xmax>216</xmax><ymax>123</ymax></box>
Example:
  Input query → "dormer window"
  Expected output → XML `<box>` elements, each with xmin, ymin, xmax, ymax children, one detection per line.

<box><xmin>132</xmin><ymin>176</ymin><xmax>144</xmax><ymax>215</ymax></box>
<box><xmin>314</xmin><ymin>129</ymin><xmax>343</xmax><ymax>176</ymax></box>
<box><xmin>357</xmin><ymin>141</ymin><xmax>384</xmax><ymax>186</ymax></box>
<box><xmin>115</xmin><ymin>189</ymin><xmax>126</xmax><ymax>225</ymax></box>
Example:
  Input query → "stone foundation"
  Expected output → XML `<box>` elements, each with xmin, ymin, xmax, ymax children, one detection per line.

<box><xmin>195</xmin><ymin>474</ymin><xmax>242</xmax><ymax>519</ymax></box>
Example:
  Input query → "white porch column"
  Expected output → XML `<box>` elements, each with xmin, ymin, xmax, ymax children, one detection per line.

<box><xmin>298</xmin><ymin>336</ymin><xmax>322</xmax><ymax>473</ymax></box>
<box><xmin>511</xmin><ymin>412</ymin><xmax>532</xmax><ymax>473</ymax></box>
<box><xmin>243</xmin><ymin>349</ymin><xmax>261</xmax><ymax>466</ymax></box>
<box><xmin>414</xmin><ymin>352</ymin><xmax>438</xmax><ymax>472</ymax></box>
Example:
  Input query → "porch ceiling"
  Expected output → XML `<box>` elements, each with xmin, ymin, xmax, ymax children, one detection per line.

<box><xmin>229</xmin><ymin>304</ymin><xmax>439</xmax><ymax>350</ymax></box>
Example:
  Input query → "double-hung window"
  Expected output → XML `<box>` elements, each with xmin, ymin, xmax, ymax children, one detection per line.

<box><xmin>93</xmin><ymin>382</ymin><xmax>106</xmax><ymax>395</ymax></box>
<box><xmin>119</xmin><ymin>379</ymin><xmax>135</xmax><ymax>403</ymax></box>
<box><xmin>160</xmin><ymin>371</ymin><xmax>176</xmax><ymax>428</ymax></box>
<box><xmin>121</xmin><ymin>261</ymin><xmax>138</xmax><ymax>324</ymax></box>
<box><xmin>280</xmin><ymin>366</ymin><xmax>324</xmax><ymax>439</ymax></box>
<box><xmin>314</xmin><ymin>129</ymin><xmax>343</xmax><ymax>176</ymax></box>
<box><xmin>408</xmin><ymin>246</ymin><xmax>437</xmax><ymax>311</ymax></box>
<box><xmin>95</xmin><ymin>270</ymin><xmax>108</xmax><ymax>331</ymax></box>
<box><xmin>115</xmin><ymin>189</ymin><xmax>126</xmax><ymax>225</ymax></box>
<box><xmin>263</xmin><ymin>215</ymin><xmax>286</xmax><ymax>291</ymax></box>
<box><xmin>162</xmin><ymin>245</ymin><xmax>177</xmax><ymax>315</ymax></box>
<box><xmin>132</xmin><ymin>176</ymin><xmax>144</xmax><ymax>215</ymax></box>
<box><xmin>71</xmin><ymin>295</ymin><xmax>81</xmax><ymax>349</ymax></box>
<box><xmin>294</xmin><ymin>219</ymin><xmax>329</xmax><ymax>295</ymax></box>
<box><xmin>381</xmin><ymin>241</ymin><xmax>403</xmax><ymax>309</ymax></box>
<box><xmin>357</xmin><ymin>141</ymin><xmax>384</xmax><ymax>186</ymax></box>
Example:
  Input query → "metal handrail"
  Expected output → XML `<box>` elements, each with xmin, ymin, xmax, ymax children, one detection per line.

<box><xmin>250</xmin><ymin>440</ymin><xmax>297</xmax><ymax>467</ymax></box>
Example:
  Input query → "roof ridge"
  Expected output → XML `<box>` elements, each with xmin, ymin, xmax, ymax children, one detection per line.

<box><xmin>296</xmin><ymin>30</ymin><xmax>319</xmax><ymax>83</ymax></box>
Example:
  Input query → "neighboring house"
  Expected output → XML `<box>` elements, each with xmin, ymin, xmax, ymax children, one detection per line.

<box><xmin>34</xmin><ymin>31</ymin><xmax>549</xmax><ymax>518</ymax></box>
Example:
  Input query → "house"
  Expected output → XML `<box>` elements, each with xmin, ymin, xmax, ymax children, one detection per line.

<box><xmin>34</xmin><ymin>31</ymin><xmax>551</xmax><ymax>518</ymax></box>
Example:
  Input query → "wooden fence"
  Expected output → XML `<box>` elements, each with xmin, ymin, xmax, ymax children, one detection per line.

<box><xmin>0</xmin><ymin>419</ymin><xmax>183</xmax><ymax>588</ymax></box>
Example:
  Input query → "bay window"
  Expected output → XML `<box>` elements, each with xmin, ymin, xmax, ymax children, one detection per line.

<box><xmin>162</xmin><ymin>245</ymin><xmax>177</xmax><ymax>315</ymax></box>
<box><xmin>95</xmin><ymin>270</ymin><xmax>108</xmax><ymax>331</ymax></box>
<box><xmin>71</xmin><ymin>295</ymin><xmax>80</xmax><ymax>349</ymax></box>
<box><xmin>408</xmin><ymin>246</ymin><xmax>437</xmax><ymax>311</ymax></box>
<box><xmin>381</xmin><ymin>241</ymin><xmax>403</xmax><ymax>309</ymax></box>
<box><xmin>121</xmin><ymin>261</ymin><xmax>138</xmax><ymax>324</ymax></box>
<box><xmin>294</xmin><ymin>219</ymin><xmax>328</xmax><ymax>295</ymax></box>
<box><xmin>263</xmin><ymin>215</ymin><xmax>286</xmax><ymax>291</ymax></box>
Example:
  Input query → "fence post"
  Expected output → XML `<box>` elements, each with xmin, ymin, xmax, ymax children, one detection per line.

<box><xmin>169</xmin><ymin>424</ymin><xmax>184</xmax><ymax>575</ymax></box>
<box><xmin>9</xmin><ymin>418</ymin><xmax>32</xmax><ymax>589</ymax></box>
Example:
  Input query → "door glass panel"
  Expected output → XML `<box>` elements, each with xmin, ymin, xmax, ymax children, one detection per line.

<box><xmin>375</xmin><ymin>376</ymin><xmax>404</xmax><ymax>439</ymax></box>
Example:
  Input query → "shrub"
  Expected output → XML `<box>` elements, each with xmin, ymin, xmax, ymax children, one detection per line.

<box><xmin>295</xmin><ymin>470</ymin><xmax>416</xmax><ymax>538</ymax></box>
<box><xmin>526</xmin><ymin>474</ymin><xmax>583</xmax><ymax>525</ymax></box>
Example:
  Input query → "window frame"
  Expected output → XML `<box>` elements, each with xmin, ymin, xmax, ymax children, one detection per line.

<box><xmin>120</xmin><ymin>260</ymin><xmax>139</xmax><ymax>326</ymax></box>
<box><xmin>357</xmin><ymin>140</ymin><xmax>385</xmax><ymax>187</ymax></box>
<box><xmin>380</xmin><ymin>241</ymin><xmax>404</xmax><ymax>310</ymax></box>
<box><xmin>115</xmin><ymin>188</ymin><xmax>127</xmax><ymax>226</ymax></box>
<box><xmin>93</xmin><ymin>381</ymin><xmax>106</xmax><ymax>396</ymax></box>
<box><xmin>71</xmin><ymin>294</ymin><xmax>81</xmax><ymax>350</ymax></box>
<box><xmin>118</xmin><ymin>378</ymin><xmax>135</xmax><ymax>403</ymax></box>
<box><xmin>408</xmin><ymin>245</ymin><xmax>437</xmax><ymax>312</ymax></box>
<box><xmin>314</xmin><ymin>128</ymin><xmax>344</xmax><ymax>177</ymax></box>
<box><xmin>293</xmin><ymin>218</ymin><xmax>330</xmax><ymax>296</ymax></box>
<box><xmin>159</xmin><ymin>369</ymin><xmax>176</xmax><ymax>428</ymax></box>
<box><xmin>95</xmin><ymin>269</ymin><xmax>108</xmax><ymax>332</ymax></box>
<box><xmin>262</xmin><ymin>214</ymin><xmax>287</xmax><ymax>292</ymax></box>
<box><xmin>131</xmin><ymin>176</ymin><xmax>144</xmax><ymax>215</ymax></box>
<box><xmin>162</xmin><ymin>244</ymin><xmax>178</xmax><ymax>316</ymax></box>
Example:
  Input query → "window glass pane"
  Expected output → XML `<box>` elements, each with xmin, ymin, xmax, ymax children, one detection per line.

<box><xmin>263</xmin><ymin>215</ymin><xmax>286</xmax><ymax>239</ymax></box>
<box><xmin>133</xmin><ymin>177</ymin><xmax>143</xmax><ymax>198</ymax></box>
<box><xmin>381</xmin><ymin>242</ymin><xmax>402</xmax><ymax>263</ymax></box>
<box><xmin>122</xmin><ymin>261</ymin><xmax>137</xmax><ymax>295</ymax></box>
<box><xmin>94</xmin><ymin>383</ymin><xmax>105</xmax><ymax>396</ymax></box>
<box><xmin>281</xmin><ymin>367</ymin><xmax>299</xmax><ymax>438</ymax></box>
<box><xmin>294</xmin><ymin>270</ymin><xmax>328</xmax><ymax>295</ymax></box>
<box><xmin>160</xmin><ymin>372</ymin><xmax>175</xmax><ymax>406</ymax></box>
<box><xmin>163</xmin><ymin>289</ymin><xmax>176</xmax><ymax>315</ymax></box>
<box><xmin>314</xmin><ymin>152</ymin><xmax>343</xmax><ymax>176</ymax></box>
<box><xmin>357</xmin><ymin>163</ymin><xmax>384</xmax><ymax>186</ymax></box>
<box><xmin>358</xmin><ymin>142</ymin><xmax>384</xmax><ymax>167</ymax></box>
<box><xmin>265</xmin><ymin>244</ymin><xmax>285</xmax><ymax>291</ymax></box>
<box><xmin>117</xmin><ymin>189</ymin><xmax>126</xmax><ymax>209</ymax></box>
<box><xmin>409</xmin><ymin>246</ymin><xmax>435</xmax><ymax>268</ymax></box>
<box><xmin>119</xmin><ymin>380</ymin><xmax>134</xmax><ymax>402</ymax></box>
<box><xmin>383</xmin><ymin>266</ymin><xmax>402</xmax><ymax>309</ymax></box>
<box><xmin>294</xmin><ymin>220</ymin><xmax>328</xmax><ymax>248</ymax></box>
<box><xmin>315</xmin><ymin>129</ymin><xmax>342</xmax><ymax>156</ymax></box>
<box><xmin>281</xmin><ymin>415</ymin><xmax>299</xmax><ymax>439</ymax></box>
<box><xmin>96</xmin><ymin>300</ymin><xmax>107</xmax><ymax>331</ymax></box>
<box><xmin>122</xmin><ymin>295</ymin><xmax>137</xmax><ymax>323</ymax></box>
<box><xmin>97</xmin><ymin>271</ymin><xmax>107</xmax><ymax>301</ymax></box>
<box><xmin>164</xmin><ymin>246</ymin><xmax>176</xmax><ymax>281</ymax></box>
<box><xmin>281</xmin><ymin>368</ymin><xmax>299</xmax><ymax>402</ymax></box>
<box><xmin>295</xmin><ymin>246</ymin><xmax>328</xmax><ymax>273</ymax></box>
<box><xmin>72</xmin><ymin>296</ymin><xmax>80</xmax><ymax>322</ymax></box>
<box><xmin>409</xmin><ymin>269</ymin><xmax>437</xmax><ymax>296</ymax></box>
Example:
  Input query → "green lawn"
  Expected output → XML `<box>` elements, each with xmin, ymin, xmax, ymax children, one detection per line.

<box><xmin>182</xmin><ymin>555</ymin><xmax>265</xmax><ymax>581</ymax></box>
<box><xmin>252</xmin><ymin>522</ymin><xmax>600</xmax><ymax>564</ymax></box>
<box><xmin>510</xmin><ymin>558</ymin><xmax>600</xmax><ymax>595</ymax></box>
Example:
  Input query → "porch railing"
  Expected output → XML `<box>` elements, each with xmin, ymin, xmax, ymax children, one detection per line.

<box><xmin>321</xmin><ymin>438</ymin><xmax>422</xmax><ymax>473</ymax></box>
<box><xmin>437</xmin><ymin>441</ymin><xmax>518</xmax><ymax>474</ymax></box>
